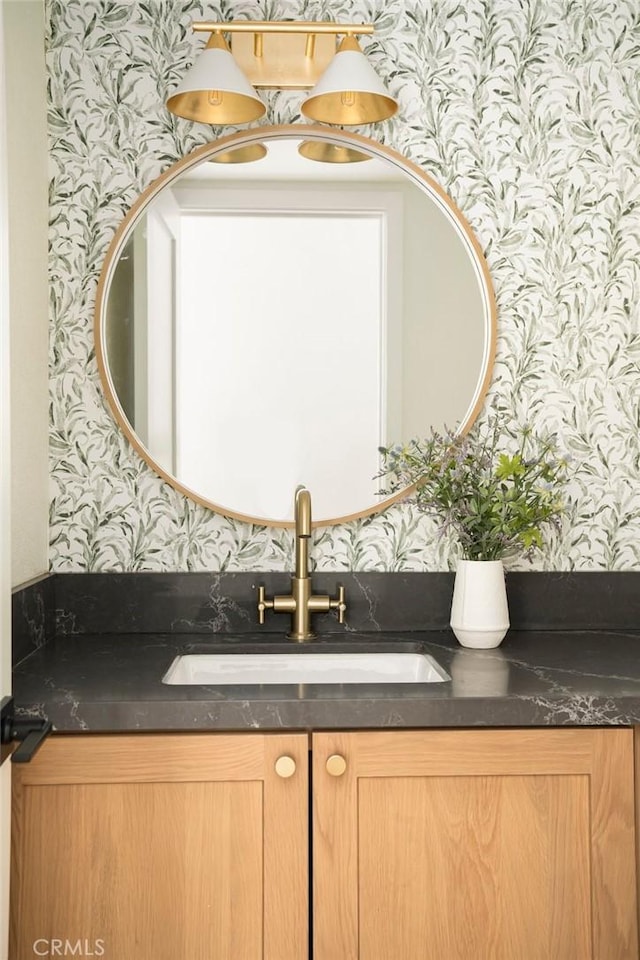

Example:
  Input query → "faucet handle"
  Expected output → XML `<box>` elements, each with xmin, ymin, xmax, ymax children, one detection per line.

<box><xmin>330</xmin><ymin>585</ymin><xmax>347</xmax><ymax>624</ymax></box>
<box><xmin>257</xmin><ymin>585</ymin><xmax>274</xmax><ymax>625</ymax></box>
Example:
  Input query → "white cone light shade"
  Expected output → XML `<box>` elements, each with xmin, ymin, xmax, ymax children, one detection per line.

<box><xmin>301</xmin><ymin>36</ymin><xmax>397</xmax><ymax>125</ymax></box>
<box><xmin>166</xmin><ymin>34</ymin><xmax>265</xmax><ymax>124</ymax></box>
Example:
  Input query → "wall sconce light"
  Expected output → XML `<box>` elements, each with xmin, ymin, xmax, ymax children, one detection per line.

<box><xmin>166</xmin><ymin>21</ymin><xmax>398</xmax><ymax>126</ymax></box>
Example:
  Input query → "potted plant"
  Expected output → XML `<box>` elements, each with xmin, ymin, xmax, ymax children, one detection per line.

<box><xmin>378</xmin><ymin>418</ymin><xmax>567</xmax><ymax>647</ymax></box>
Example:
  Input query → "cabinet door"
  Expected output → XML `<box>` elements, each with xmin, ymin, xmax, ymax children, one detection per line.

<box><xmin>11</xmin><ymin>732</ymin><xmax>308</xmax><ymax>960</ymax></box>
<box><xmin>313</xmin><ymin>728</ymin><xmax>637</xmax><ymax>960</ymax></box>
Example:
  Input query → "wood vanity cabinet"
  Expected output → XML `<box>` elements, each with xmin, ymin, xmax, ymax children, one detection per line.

<box><xmin>312</xmin><ymin>728</ymin><xmax>638</xmax><ymax>960</ymax></box>
<box><xmin>9</xmin><ymin>733</ymin><xmax>309</xmax><ymax>960</ymax></box>
<box><xmin>10</xmin><ymin>727</ymin><xmax>639</xmax><ymax>960</ymax></box>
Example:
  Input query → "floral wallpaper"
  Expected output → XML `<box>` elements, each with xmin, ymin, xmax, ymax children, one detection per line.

<box><xmin>47</xmin><ymin>0</ymin><xmax>640</xmax><ymax>572</ymax></box>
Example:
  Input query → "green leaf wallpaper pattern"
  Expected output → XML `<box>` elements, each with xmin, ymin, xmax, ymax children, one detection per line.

<box><xmin>47</xmin><ymin>0</ymin><xmax>640</xmax><ymax>572</ymax></box>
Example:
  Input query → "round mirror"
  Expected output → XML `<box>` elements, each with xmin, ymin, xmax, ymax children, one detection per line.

<box><xmin>95</xmin><ymin>125</ymin><xmax>496</xmax><ymax>526</ymax></box>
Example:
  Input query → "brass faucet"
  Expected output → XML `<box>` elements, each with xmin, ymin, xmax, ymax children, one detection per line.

<box><xmin>257</xmin><ymin>486</ymin><xmax>346</xmax><ymax>641</ymax></box>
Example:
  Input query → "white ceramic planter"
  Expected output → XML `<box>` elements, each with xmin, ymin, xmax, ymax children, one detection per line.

<box><xmin>450</xmin><ymin>559</ymin><xmax>510</xmax><ymax>648</ymax></box>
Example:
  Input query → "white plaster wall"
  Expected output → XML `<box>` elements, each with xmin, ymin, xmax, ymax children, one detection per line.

<box><xmin>0</xmin><ymin>8</ymin><xmax>13</xmax><ymax>953</ymax></box>
<box><xmin>5</xmin><ymin>0</ymin><xmax>49</xmax><ymax>587</ymax></box>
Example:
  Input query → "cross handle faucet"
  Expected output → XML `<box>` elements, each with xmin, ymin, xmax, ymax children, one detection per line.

<box><xmin>257</xmin><ymin>486</ymin><xmax>346</xmax><ymax>641</ymax></box>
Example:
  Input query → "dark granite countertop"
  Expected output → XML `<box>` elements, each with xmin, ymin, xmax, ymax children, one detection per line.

<box><xmin>11</xmin><ymin>629</ymin><xmax>640</xmax><ymax>731</ymax></box>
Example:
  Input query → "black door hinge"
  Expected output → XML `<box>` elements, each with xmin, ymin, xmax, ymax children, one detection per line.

<box><xmin>1</xmin><ymin>696</ymin><xmax>52</xmax><ymax>764</ymax></box>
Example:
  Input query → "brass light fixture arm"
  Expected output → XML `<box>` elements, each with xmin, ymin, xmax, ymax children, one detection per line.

<box><xmin>191</xmin><ymin>22</ymin><xmax>374</xmax><ymax>37</ymax></box>
<box><xmin>188</xmin><ymin>21</ymin><xmax>375</xmax><ymax>90</ymax></box>
<box><xmin>179</xmin><ymin>19</ymin><xmax>390</xmax><ymax>100</ymax></box>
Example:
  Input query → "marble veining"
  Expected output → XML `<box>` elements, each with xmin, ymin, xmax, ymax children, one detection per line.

<box><xmin>12</xmin><ymin>575</ymin><xmax>54</xmax><ymax>666</ymax></box>
<box><xmin>47</xmin><ymin>570</ymin><xmax>640</xmax><ymax>635</ymax></box>
<box><xmin>12</xmin><ymin>572</ymin><xmax>640</xmax><ymax>732</ymax></box>
<box><xmin>12</xmin><ymin>630</ymin><xmax>640</xmax><ymax>732</ymax></box>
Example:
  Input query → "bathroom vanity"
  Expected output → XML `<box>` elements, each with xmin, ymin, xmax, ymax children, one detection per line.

<box><xmin>7</xmin><ymin>2</ymin><xmax>640</xmax><ymax>956</ymax></box>
<box><xmin>9</xmin><ymin>569</ymin><xmax>640</xmax><ymax>960</ymax></box>
<box><xmin>10</xmin><ymin>726</ymin><xmax>636</xmax><ymax>960</ymax></box>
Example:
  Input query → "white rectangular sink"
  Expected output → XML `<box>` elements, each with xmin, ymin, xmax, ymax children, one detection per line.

<box><xmin>162</xmin><ymin>652</ymin><xmax>449</xmax><ymax>686</ymax></box>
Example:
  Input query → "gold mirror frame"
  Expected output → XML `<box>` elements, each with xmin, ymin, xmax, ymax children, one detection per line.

<box><xmin>94</xmin><ymin>125</ymin><xmax>497</xmax><ymax>528</ymax></box>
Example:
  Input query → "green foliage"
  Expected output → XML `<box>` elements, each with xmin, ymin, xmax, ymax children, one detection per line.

<box><xmin>378</xmin><ymin>420</ymin><xmax>567</xmax><ymax>562</ymax></box>
<box><xmin>46</xmin><ymin>2</ymin><xmax>640</xmax><ymax>572</ymax></box>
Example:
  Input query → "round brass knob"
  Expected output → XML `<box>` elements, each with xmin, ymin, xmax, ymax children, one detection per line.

<box><xmin>275</xmin><ymin>755</ymin><xmax>296</xmax><ymax>778</ymax></box>
<box><xmin>326</xmin><ymin>754</ymin><xmax>347</xmax><ymax>777</ymax></box>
